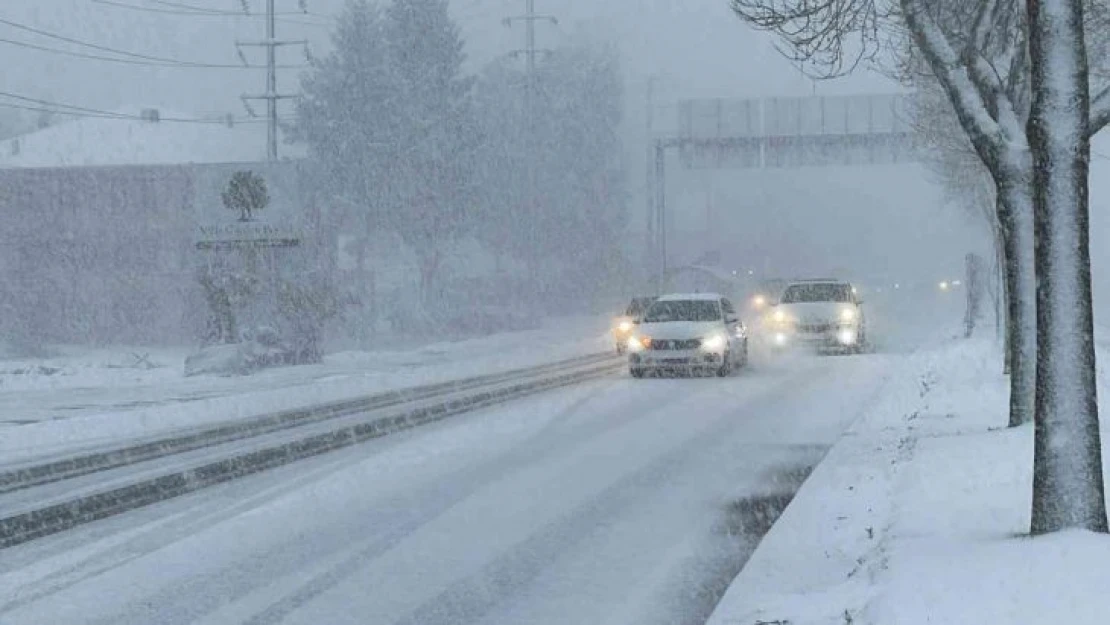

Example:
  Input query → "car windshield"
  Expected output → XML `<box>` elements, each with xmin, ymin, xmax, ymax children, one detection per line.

<box><xmin>625</xmin><ymin>297</ymin><xmax>656</xmax><ymax>316</ymax></box>
<box><xmin>781</xmin><ymin>283</ymin><xmax>852</xmax><ymax>304</ymax></box>
<box><xmin>642</xmin><ymin>300</ymin><xmax>721</xmax><ymax>322</ymax></box>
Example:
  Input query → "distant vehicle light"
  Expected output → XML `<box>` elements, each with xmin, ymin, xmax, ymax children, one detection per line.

<box><xmin>752</xmin><ymin>295</ymin><xmax>767</xmax><ymax>309</ymax></box>
<box><xmin>773</xmin><ymin>309</ymin><xmax>787</xmax><ymax>323</ymax></box>
<box><xmin>774</xmin><ymin>332</ymin><xmax>788</xmax><ymax>346</ymax></box>
<box><xmin>618</xmin><ymin>320</ymin><xmax>633</xmax><ymax>332</ymax></box>
<box><xmin>939</xmin><ymin>281</ymin><xmax>950</xmax><ymax>291</ymax></box>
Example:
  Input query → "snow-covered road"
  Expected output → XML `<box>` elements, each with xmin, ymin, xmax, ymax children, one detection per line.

<box><xmin>0</xmin><ymin>348</ymin><xmax>900</xmax><ymax>625</ymax></box>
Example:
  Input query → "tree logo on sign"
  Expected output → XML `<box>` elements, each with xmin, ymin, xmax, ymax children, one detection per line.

<box><xmin>222</xmin><ymin>170</ymin><xmax>270</xmax><ymax>222</ymax></box>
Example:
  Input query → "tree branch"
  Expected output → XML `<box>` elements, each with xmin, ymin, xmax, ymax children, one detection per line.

<box><xmin>1090</xmin><ymin>83</ymin><xmax>1110</xmax><ymax>136</ymax></box>
<box><xmin>970</xmin><ymin>0</ymin><xmax>997</xmax><ymax>51</ymax></box>
<box><xmin>901</xmin><ymin>0</ymin><xmax>1008</xmax><ymax>165</ymax></box>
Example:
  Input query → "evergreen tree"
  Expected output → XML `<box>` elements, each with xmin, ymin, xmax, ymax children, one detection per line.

<box><xmin>294</xmin><ymin>0</ymin><xmax>477</xmax><ymax>308</ymax></box>
<box><xmin>293</xmin><ymin>0</ymin><xmax>394</xmax><ymax>230</ymax></box>
<box><xmin>382</xmin><ymin>0</ymin><xmax>477</xmax><ymax>303</ymax></box>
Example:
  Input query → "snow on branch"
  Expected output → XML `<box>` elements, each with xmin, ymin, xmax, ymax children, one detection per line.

<box><xmin>730</xmin><ymin>0</ymin><xmax>885</xmax><ymax>78</ymax></box>
<box><xmin>970</xmin><ymin>0</ymin><xmax>998</xmax><ymax>52</ymax></box>
<box><xmin>1090</xmin><ymin>84</ymin><xmax>1110</xmax><ymax>136</ymax></box>
<box><xmin>900</xmin><ymin>0</ymin><xmax>1008</xmax><ymax>160</ymax></box>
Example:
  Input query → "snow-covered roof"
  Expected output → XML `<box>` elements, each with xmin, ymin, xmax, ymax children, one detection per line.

<box><xmin>657</xmin><ymin>292</ymin><xmax>723</xmax><ymax>301</ymax></box>
<box><xmin>0</xmin><ymin>107</ymin><xmax>306</xmax><ymax>169</ymax></box>
<box><xmin>785</xmin><ymin>278</ymin><xmax>851</xmax><ymax>285</ymax></box>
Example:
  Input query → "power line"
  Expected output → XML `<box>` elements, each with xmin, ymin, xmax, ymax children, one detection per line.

<box><xmin>0</xmin><ymin>100</ymin><xmax>287</xmax><ymax>125</ymax></box>
<box><xmin>0</xmin><ymin>91</ymin><xmax>291</xmax><ymax>125</ymax></box>
<box><xmin>0</xmin><ymin>16</ymin><xmax>306</xmax><ymax>68</ymax></box>
<box><xmin>89</xmin><ymin>0</ymin><xmax>335</xmax><ymax>28</ymax></box>
<box><xmin>0</xmin><ymin>90</ymin><xmax>291</xmax><ymax>123</ymax></box>
<box><xmin>150</xmin><ymin>0</ymin><xmax>329</xmax><ymax>19</ymax></box>
<box><xmin>0</xmin><ymin>36</ymin><xmax>304</xmax><ymax>69</ymax></box>
<box><xmin>150</xmin><ymin>0</ymin><xmax>260</xmax><ymax>14</ymax></box>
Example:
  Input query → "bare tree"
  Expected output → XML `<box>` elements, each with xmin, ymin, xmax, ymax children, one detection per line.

<box><xmin>731</xmin><ymin>0</ymin><xmax>1110</xmax><ymax>534</ymax></box>
<box><xmin>901</xmin><ymin>11</ymin><xmax>1037</xmax><ymax>428</ymax></box>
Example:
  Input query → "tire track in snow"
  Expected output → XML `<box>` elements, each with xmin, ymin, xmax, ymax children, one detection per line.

<box><xmin>21</xmin><ymin>376</ymin><xmax>688</xmax><ymax>625</ymax></box>
<box><xmin>175</xmin><ymin>369</ymin><xmax>813</xmax><ymax>625</ymax></box>
<box><xmin>389</xmin><ymin>384</ymin><xmax>833</xmax><ymax>625</ymax></box>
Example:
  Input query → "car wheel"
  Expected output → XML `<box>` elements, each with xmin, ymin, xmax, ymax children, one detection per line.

<box><xmin>716</xmin><ymin>351</ymin><xmax>733</xmax><ymax>377</ymax></box>
<box><xmin>630</xmin><ymin>367</ymin><xmax>645</xmax><ymax>378</ymax></box>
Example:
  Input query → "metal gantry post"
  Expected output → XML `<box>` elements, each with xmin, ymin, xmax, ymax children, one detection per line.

<box><xmin>655</xmin><ymin>140</ymin><xmax>667</xmax><ymax>288</ymax></box>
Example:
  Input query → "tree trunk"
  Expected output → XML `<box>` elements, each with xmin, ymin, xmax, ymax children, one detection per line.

<box><xmin>997</xmin><ymin>176</ymin><xmax>1037</xmax><ymax>427</ymax></box>
<box><xmin>1027</xmin><ymin>0</ymin><xmax>1109</xmax><ymax>534</ymax></box>
<box><xmin>999</xmin><ymin>228</ymin><xmax>1012</xmax><ymax>375</ymax></box>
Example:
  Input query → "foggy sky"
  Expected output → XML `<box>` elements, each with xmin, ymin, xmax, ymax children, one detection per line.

<box><xmin>3</xmin><ymin>0</ymin><xmax>983</xmax><ymax>289</ymax></box>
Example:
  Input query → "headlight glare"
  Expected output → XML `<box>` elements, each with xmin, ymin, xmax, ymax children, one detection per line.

<box><xmin>702</xmin><ymin>334</ymin><xmax>726</xmax><ymax>351</ymax></box>
<box><xmin>840</xmin><ymin>307</ymin><xmax>856</xmax><ymax>322</ymax></box>
<box><xmin>618</xmin><ymin>320</ymin><xmax>633</xmax><ymax>332</ymax></box>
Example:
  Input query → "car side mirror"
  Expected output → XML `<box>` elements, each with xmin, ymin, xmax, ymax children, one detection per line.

<box><xmin>726</xmin><ymin>314</ymin><xmax>740</xmax><ymax>324</ymax></box>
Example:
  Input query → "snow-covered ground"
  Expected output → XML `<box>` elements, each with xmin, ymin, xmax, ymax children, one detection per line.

<box><xmin>0</xmin><ymin>342</ymin><xmax>904</xmax><ymax>625</ymax></box>
<box><xmin>0</xmin><ymin>315</ymin><xmax>612</xmax><ymax>464</ymax></box>
<box><xmin>707</xmin><ymin>336</ymin><xmax>1110</xmax><ymax>625</ymax></box>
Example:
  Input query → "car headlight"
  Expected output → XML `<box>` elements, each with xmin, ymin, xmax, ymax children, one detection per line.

<box><xmin>628</xmin><ymin>335</ymin><xmax>651</xmax><ymax>352</ymax></box>
<box><xmin>618</xmin><ymin>320</ymin><xmax>633</xmax><ymax>333</ymax></box>
<box><xmin>840</xmin><ymin>307</ymin><xmax>856</xmax><ymax>322</ymax></box>
<box><xmin>701</xmin><ymin>334</ymin><xmax>726</xmax><ymax>351</ymax></box>
<box><xmin>772</xmin><ymin>309</ymin><xmax>787</xmax><ymax>323</ymax></box>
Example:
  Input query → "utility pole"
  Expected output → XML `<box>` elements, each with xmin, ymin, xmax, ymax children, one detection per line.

<box><xmin>645</xmin><ymin>75</ymin><xmax>658</xmax><ymax>289</ymax></box>
<box><xmin>655</xmin><ymin>140</ymin><xmax>667</xmax><ymax>286</ymax></box>
<box><xmin>504</xmin><ymin>1</ymin><xmax>557</xmax><ymax>291</ymax></box>
<box><xmin>238</xmin><ymin>0</ymin><xmax>307</xmax><ymax>161</ymax></box>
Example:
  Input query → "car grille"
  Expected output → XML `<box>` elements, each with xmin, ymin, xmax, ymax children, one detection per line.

<box><xmin>651</xmin><ymin>338</ymin><xmax>701</xmax><ymax>350</ymax></box>
<box><xmin>798</xmin><ymin>323</ymin><xmax>833</xmax><ymax>333</ymax></box>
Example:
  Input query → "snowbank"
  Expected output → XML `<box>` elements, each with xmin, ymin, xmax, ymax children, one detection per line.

<box><xmin>0</xmin><ymin>315</ymin><xmax>612</xmax><ymax>464</ymax></box>
<box><xmin>707</xmin><ymin>337</ymin><xmax>1110</xmax><ymax>625</ymax></box>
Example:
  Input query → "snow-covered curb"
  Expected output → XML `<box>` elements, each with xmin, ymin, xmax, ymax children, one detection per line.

<box><xmin>707</xmin><ymin>337</ymin><xmax>1110</xmax><ymax>625</ymax></box>
<box><xmin>0</xmin><ymin>316</ymin><xmax>612</xmax><ymax>464</ymax></box>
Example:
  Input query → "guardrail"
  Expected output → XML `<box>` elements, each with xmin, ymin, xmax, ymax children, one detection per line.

<box><xmin>0</xmin><ymin>354</ymin><xmax>622</xmax><ymax>549</ymax></box>
<box><xmin>0</xmin><ymin>352</ymin><xmax>617</xmax><ymax>495</ymax></box>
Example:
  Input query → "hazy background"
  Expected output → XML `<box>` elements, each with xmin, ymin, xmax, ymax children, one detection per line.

<box><xmin>2</xmin><ymin>0</ymin><xmax>995</xmax><ymax>299</ymax></box>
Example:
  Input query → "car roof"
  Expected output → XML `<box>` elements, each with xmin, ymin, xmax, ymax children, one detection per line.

<box><xmin>785</xmin><ymin>279</ymin><xmax>851</xmax><ymax>286</ymax></box>
<box><xmin>656</xmin><ymin>292</ymin><xmax>723</xmax><ymax>302</ymax></box>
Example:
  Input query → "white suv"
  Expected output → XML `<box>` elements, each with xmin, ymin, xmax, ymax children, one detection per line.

<box><xmin>769</xmin><ymin>280</ymin><xmax>867</xmax><ymax>353</ymax></box>
<box><xmin>626</xmin><ymin>293</ymin><xmax>748</xmax><ymax>378</ymax></box>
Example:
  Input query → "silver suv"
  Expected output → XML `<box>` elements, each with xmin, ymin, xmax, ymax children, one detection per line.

<box><xmin>768</xmin><ymin>280</ymin><xmax>867</xmax><ymax>353</ymax></box>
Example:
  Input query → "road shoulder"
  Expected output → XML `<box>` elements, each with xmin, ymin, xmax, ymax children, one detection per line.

<box><xmin>707</xmin><ymin>337</ymin><xmax>1110</xmax><ymax>625</ymax></box>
